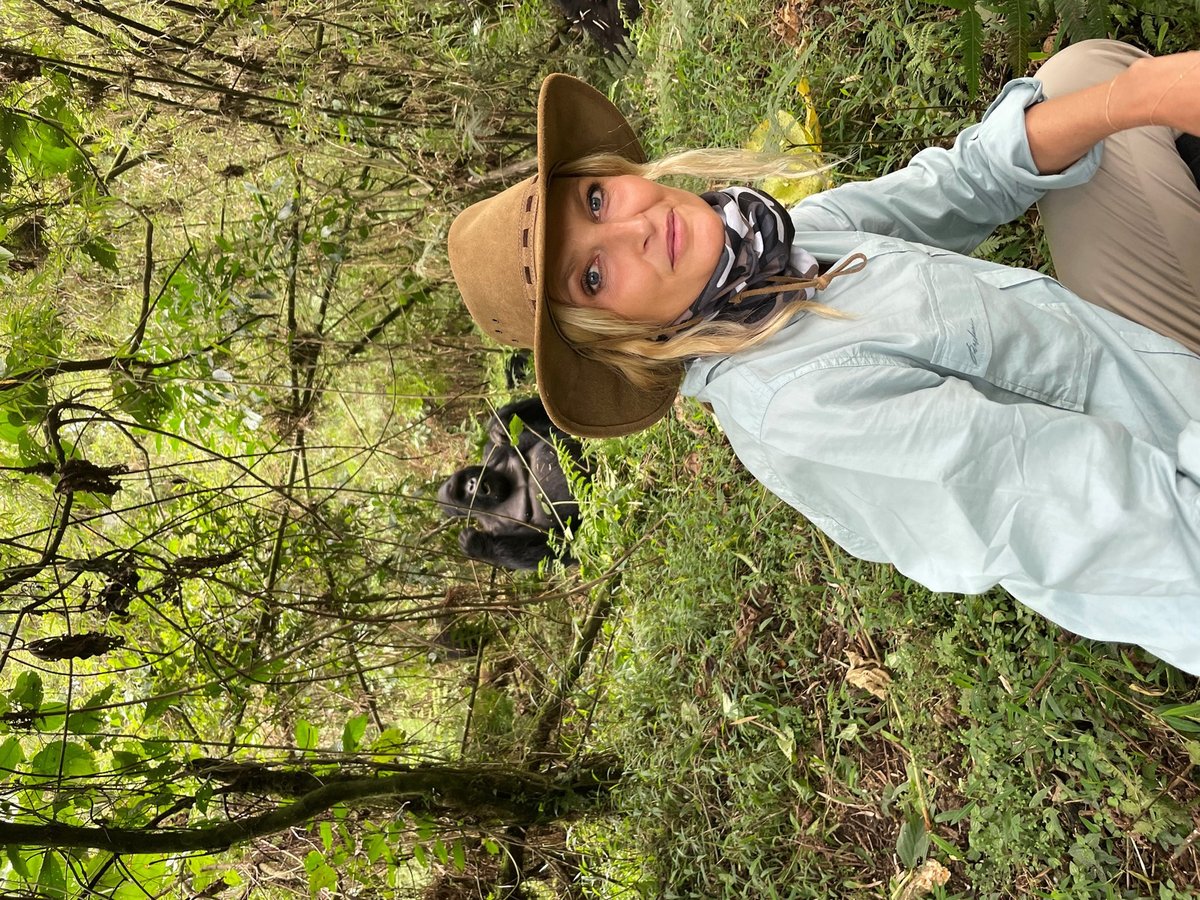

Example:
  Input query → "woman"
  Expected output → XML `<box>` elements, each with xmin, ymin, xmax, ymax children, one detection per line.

<box><xmin>448</xmin><ymin>40</ymin><xmax>1200</xmax><ymax>675</ymax></box>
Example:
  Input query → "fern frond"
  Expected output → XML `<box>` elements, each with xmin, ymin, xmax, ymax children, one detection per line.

<box><xmin>1054</xmin><ymin>0</ymin><xmax>1107</xmax><ymax>42</ymax></box>
<box><xmin>970</xmin><ymin>235</ymin><xmax>1003</xmax><ymax>259</ymax></box>
<box><xmin>958</xmin><ymin>6</ymin><xmax>984</xmax><ymax>99</ymax></box>
<box><xmin>995</xmin><ymin>0</ymin><xmax>1034</xmax><ymax>76</ymax></box>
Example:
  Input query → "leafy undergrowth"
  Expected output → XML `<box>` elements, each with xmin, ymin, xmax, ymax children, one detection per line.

<box><xmin>573</xmin><ymin>401</ymin><xmax>1200</xmax><ymax>899</ymax></box>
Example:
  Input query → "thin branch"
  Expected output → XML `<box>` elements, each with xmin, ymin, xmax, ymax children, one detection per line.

<box><xmin>0</xmin><ymin>765</ymin><xmax>617</xmax><ymax>853</ymax></box>
<box><xmin>102</xmin><ymin>150</ymin><xmax>164</xmax><ymax>184</ymax></box>
<box><xmin>344</xmin><ymin>292</ymin><xmax>422</xmax><ymax>358</ymax></box>
<box><xmin>128</xmin><ymin>219</ymin><xmax>154</xmax><ymax>356</ymax></box>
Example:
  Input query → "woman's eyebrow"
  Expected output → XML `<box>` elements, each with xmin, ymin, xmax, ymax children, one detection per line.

<box><xmin>554</xmin><ymin>181</ymin><xmax>589</xmax><ymax>305</ymax></box>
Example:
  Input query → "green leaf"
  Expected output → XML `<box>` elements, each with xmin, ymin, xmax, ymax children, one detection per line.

<box><xmin>111</xmin><ymin>855</ymin><xmax>170</xmax><ymax>897</ymax></box>
<box><xmin>433</xmin><ymin>838</ymin><xmax>449</xmax><ymax>866</ymax></box>
<box><xmin>341</xmin><ymin>714</ymin><xmax>367</xmax><ymax>752</ymax></box>
<box><xmin>7</xmin><ymin>845</ymin><xmax>32</xmax><ymax>878</ymax></box>
<box><xmin>111</xmin><ymin>372</ymin><xmax>173</xmax><ymax>426</ymax></box>
<box><xmin>81</xmin><ymin>236</ymin><xmax>118</xmax><ymax>272</ymax></box>
<box><xmin>957</xmin><ymin>6</ymin><xmax>984</xmax><ymax>99</ymax></box>
<box><xmin>36</xmin><ymin>95</ymin><xmax>81</xmax><ymax>133</ymax></box>
<box><xmin>506</xmin><ymin>413</ymin><xmax>526</xmax><ymax>446</ymax></box>
<box><xmin>37</xmin><ymin>851</ymin><xmax>67</xmax><ymax>899</ymax></box>
<box><xmin>68</xmin><ymin>687</ymin><xmax>113</xmax><ymax>735</ymax></box>
<box><xmin>295</xmin><ymin>719</ymin><xmax>318</xmax><ymax>752</ymax></box>
<box><xmin>1162</xmin><ymin>716</ymin><xmax>1200</xmax><ymax>734</ymax></box>
<box><xmin>412</xmin><ymin>843</ymin><xmax>428</xmax><ymax>867</ymax></box>
<box><xmin>110</xmin><ymin>750</ymin><xmax>142</xmax><ymax>774</ymax></box>
<box><xmin>370</xmin><ymin>727</ymin><xmax>408</xmax><ymax>758</ymax></box>
<box><xmin>194</xmin><ymin>781</ymin><xmax>214</xmax><ymax>815</ymax></box>
<box><xmin>1157</xmin><ymin>702</ymin><xmax>1200</xmax><ymax>720</ymax></box>
<box><xmin>30</xmin><ymin>741</ymin><xmax>96</xmax><ymax>778</ymax></box>
<box><xmin>896</xmin><ymin>817</ymin><xmax>930</xmax><ymax>869</ymax></box>
<box><xmin>0</xmin><ymin>737</ymin><xmax>25</xmax><ymax>782</ymax></box>
<box><xmin>304</xmin><ymin>850</ymin><xmax>336</xmax><ymax>895</ymax></box>
<box><xmin>365</xmin><ymin>832</ymin><xmax>388</xmax><ymax>864</ymax></box>
<box><xmin>12</xmin><ymin>119</ymin><xmax>81</xmax><ymax>177</ymax></box>
<box><xmin>319</xmin><ymin>821</ymin><xmax>333</xmax><ymax>852</ymax></box>
<box><xmin>452</xmin><ymin>840</ymin><xmax>466</xmax><ymax>872</ymax></box>
<box><xmin>1054</xmin><ymin>0</ymin><xmax>1106</xmax><ymax>41</ymax></box>
<box><xmin>0</xmin><ymin>419</ymin><xmax>23</xmax><ymax>445</ymax></box>
<box><xmin>32</xmin><ymin>701</ymin><xmax>68</xmax><ymax>732</ymax></box>
<box><xmin>11</xmin><ymin>671</ymin><xmax>44</xmax><ymax>709</ymax></box>
<box><xmin>928</xmin><ymin>831</ymin><xmax>963</xmax><ymax>860</ymax></box>
<box><xmin>142</xmin><ymin>695</ymin><xmax>175</xmax><ymax>723</ymax></box>
<box><xmin>414</xmin><ymin>815</ymin><xmax>435</xmax><ymax>842</ymax></box>
<box><xmin>995</xmin><ymin>0</ymin><xmax>1033</xmax><ymax>76</ymax></box>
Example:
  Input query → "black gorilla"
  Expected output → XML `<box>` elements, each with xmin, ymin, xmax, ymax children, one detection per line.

<box><xmin>438</xmin><ymin>398</ymin><xmax>588</xmax><ymax>570</ymax></box>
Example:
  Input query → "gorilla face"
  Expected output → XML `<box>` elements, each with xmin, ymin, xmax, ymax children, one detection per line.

<box><xmin>552</xmin><ymin>0</ymin><xmax>642</xmax><ymax>52</ymax></box>
<box><xmin>439</xmin><ymin>466</ymin><xmax>511</xmax><ymax>517</ymax></box>
<box><xmin>437</xmin><ymin>399</ymin><xmax>588</xmax><ymax>570</ymax></box>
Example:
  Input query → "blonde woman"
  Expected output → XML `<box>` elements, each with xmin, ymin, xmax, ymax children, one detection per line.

<box><xmin>448</xmin><ymin>40</ymin><xmax>1200</xmax><ymax>674</ymax></box>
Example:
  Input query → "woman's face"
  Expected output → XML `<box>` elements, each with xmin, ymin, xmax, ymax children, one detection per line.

<box><xmin>546</xmin><ymin>175</ymin><xmax>724</xmax><ymax>325</ymax></box>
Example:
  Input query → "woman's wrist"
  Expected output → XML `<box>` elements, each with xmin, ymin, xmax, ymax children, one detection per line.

<box><xmin>1106</xmin><ymin>53</ymin><xmax>1200</xmax><ymax>133</ymax></box>
<box><xmin>1026</xmin><ymin>49</ymin><xmax>1200</xmax><ymax>175</ymax></box>
<box><xmin>1103</xmin><ymin>64</ymin><xmax>1136</xmax><ymax>133</ymax></box>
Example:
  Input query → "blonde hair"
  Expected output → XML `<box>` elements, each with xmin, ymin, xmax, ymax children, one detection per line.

<box><xmin>558</xmin><ymin>148</ymin><xmax>834</xmax><ymax>184</ymax></box>
<box><xmin>549</xmin><ymin>149</ymin><xmax>844</xmax><ymax>393</ymax></box>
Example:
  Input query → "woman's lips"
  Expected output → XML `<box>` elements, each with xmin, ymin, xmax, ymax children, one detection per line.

<box><xmin>668</xmin><ymin>210</ymin><xmax>679</xmax><ymax>269</ymax></box>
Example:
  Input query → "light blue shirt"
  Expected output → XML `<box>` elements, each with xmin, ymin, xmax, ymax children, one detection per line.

<box><xmin>681</xmin><ymin>79</ymin><xmax>1200</xmax><ymax>675</ymax></box>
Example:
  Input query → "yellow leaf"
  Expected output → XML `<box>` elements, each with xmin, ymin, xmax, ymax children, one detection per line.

<box><xmin>744</xmin><ymin>80</ymin><xmax>831</xmax><ymax>204</ymax></box>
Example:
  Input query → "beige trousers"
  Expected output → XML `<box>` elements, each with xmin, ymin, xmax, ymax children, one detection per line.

<box><xmin>1035</xmin><ymin>39</ymin><xmax>1200</xmax><ymax>352</ymax></box>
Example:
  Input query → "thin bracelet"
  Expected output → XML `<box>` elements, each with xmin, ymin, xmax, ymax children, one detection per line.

<box><xmin>1104</xmin><ymin>76</ymin><xmax>1119</xmax><ymax>132</ymax></box>
<box><xmin>1149</xmin><ymin>57</ymin><xmax>1200</xmax><ymax>127</ymax></box>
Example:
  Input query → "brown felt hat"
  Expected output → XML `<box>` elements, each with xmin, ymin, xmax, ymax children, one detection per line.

<box><xmin>448</xmin><ymin>74</ymin><xmax>677</xmax><ymax>439</ymax></box>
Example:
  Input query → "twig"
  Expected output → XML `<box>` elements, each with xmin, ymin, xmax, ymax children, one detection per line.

<box><xmin>128</xmin><ymin>220</ymin><xmax>154</xmax><ymax>356</ymax></box>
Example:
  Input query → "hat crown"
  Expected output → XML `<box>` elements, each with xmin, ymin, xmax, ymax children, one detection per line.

<box><xmin>448</xmin><ymin>176</ymin><xmax>539</xmax><ymax>349</ymax></box>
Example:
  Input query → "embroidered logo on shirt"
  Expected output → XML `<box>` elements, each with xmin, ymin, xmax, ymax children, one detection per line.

<box><xmin>966</xmin><ymin>321</ymin><xmax>981</xmax><ymax>365</ymax></box>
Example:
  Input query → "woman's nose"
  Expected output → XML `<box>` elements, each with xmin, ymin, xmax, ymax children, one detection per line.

<box><xmin>605</xmin><ymin>214</ymin><xmax>653</xmax><ymax>252</ymax></box>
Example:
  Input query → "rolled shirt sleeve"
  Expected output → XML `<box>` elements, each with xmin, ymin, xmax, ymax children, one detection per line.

<box><xmin>790</xmin><ymin>79</ymin><xmax>1103</xmax><ymax>254</ymax></box>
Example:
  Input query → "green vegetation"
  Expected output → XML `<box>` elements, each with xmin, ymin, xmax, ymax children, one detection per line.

<box><xmin>0</xmin><ymin>0</ymin><xmax>1198</xmax><ymax>897</ymax></box>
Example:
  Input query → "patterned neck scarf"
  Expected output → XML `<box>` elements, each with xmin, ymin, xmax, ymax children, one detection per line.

<box><xmin>674</xmin><ymin>186</ymin><xmax>821</xmax><ymax>328</ymax></box>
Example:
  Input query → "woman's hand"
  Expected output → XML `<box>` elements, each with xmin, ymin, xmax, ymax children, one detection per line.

<box><xmin>1026</xmin><ymin>48</ymin><xmax>1200</xmax><ymax>175</ymax></box>
<box><xmin>1106</xmin><ymin>51</ymin><xmax>1200</xmax><ymax>133</ymax></box>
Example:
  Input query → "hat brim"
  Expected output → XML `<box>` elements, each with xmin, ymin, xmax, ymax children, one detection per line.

<box><xmin>530</xmin><ymin>75</ymin><xmax>678</xmax><ymax>439</ymax></box>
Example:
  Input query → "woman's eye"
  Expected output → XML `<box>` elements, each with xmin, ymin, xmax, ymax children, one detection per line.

<box><xmin>583</xmin><ymin>260</ymin><xmax>602</xmax><ymax>295</ymax></box>
<box><xmin>587</xmin><ymin>184</ymin><xmax>603</xmax><ymax>217</ymax></box>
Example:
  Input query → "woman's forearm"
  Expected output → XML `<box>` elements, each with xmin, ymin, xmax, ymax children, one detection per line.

<box><xmin>1025</xmin><ymin>51</ymin><xmax>1200</xmax><ymax>175</ymax></box>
